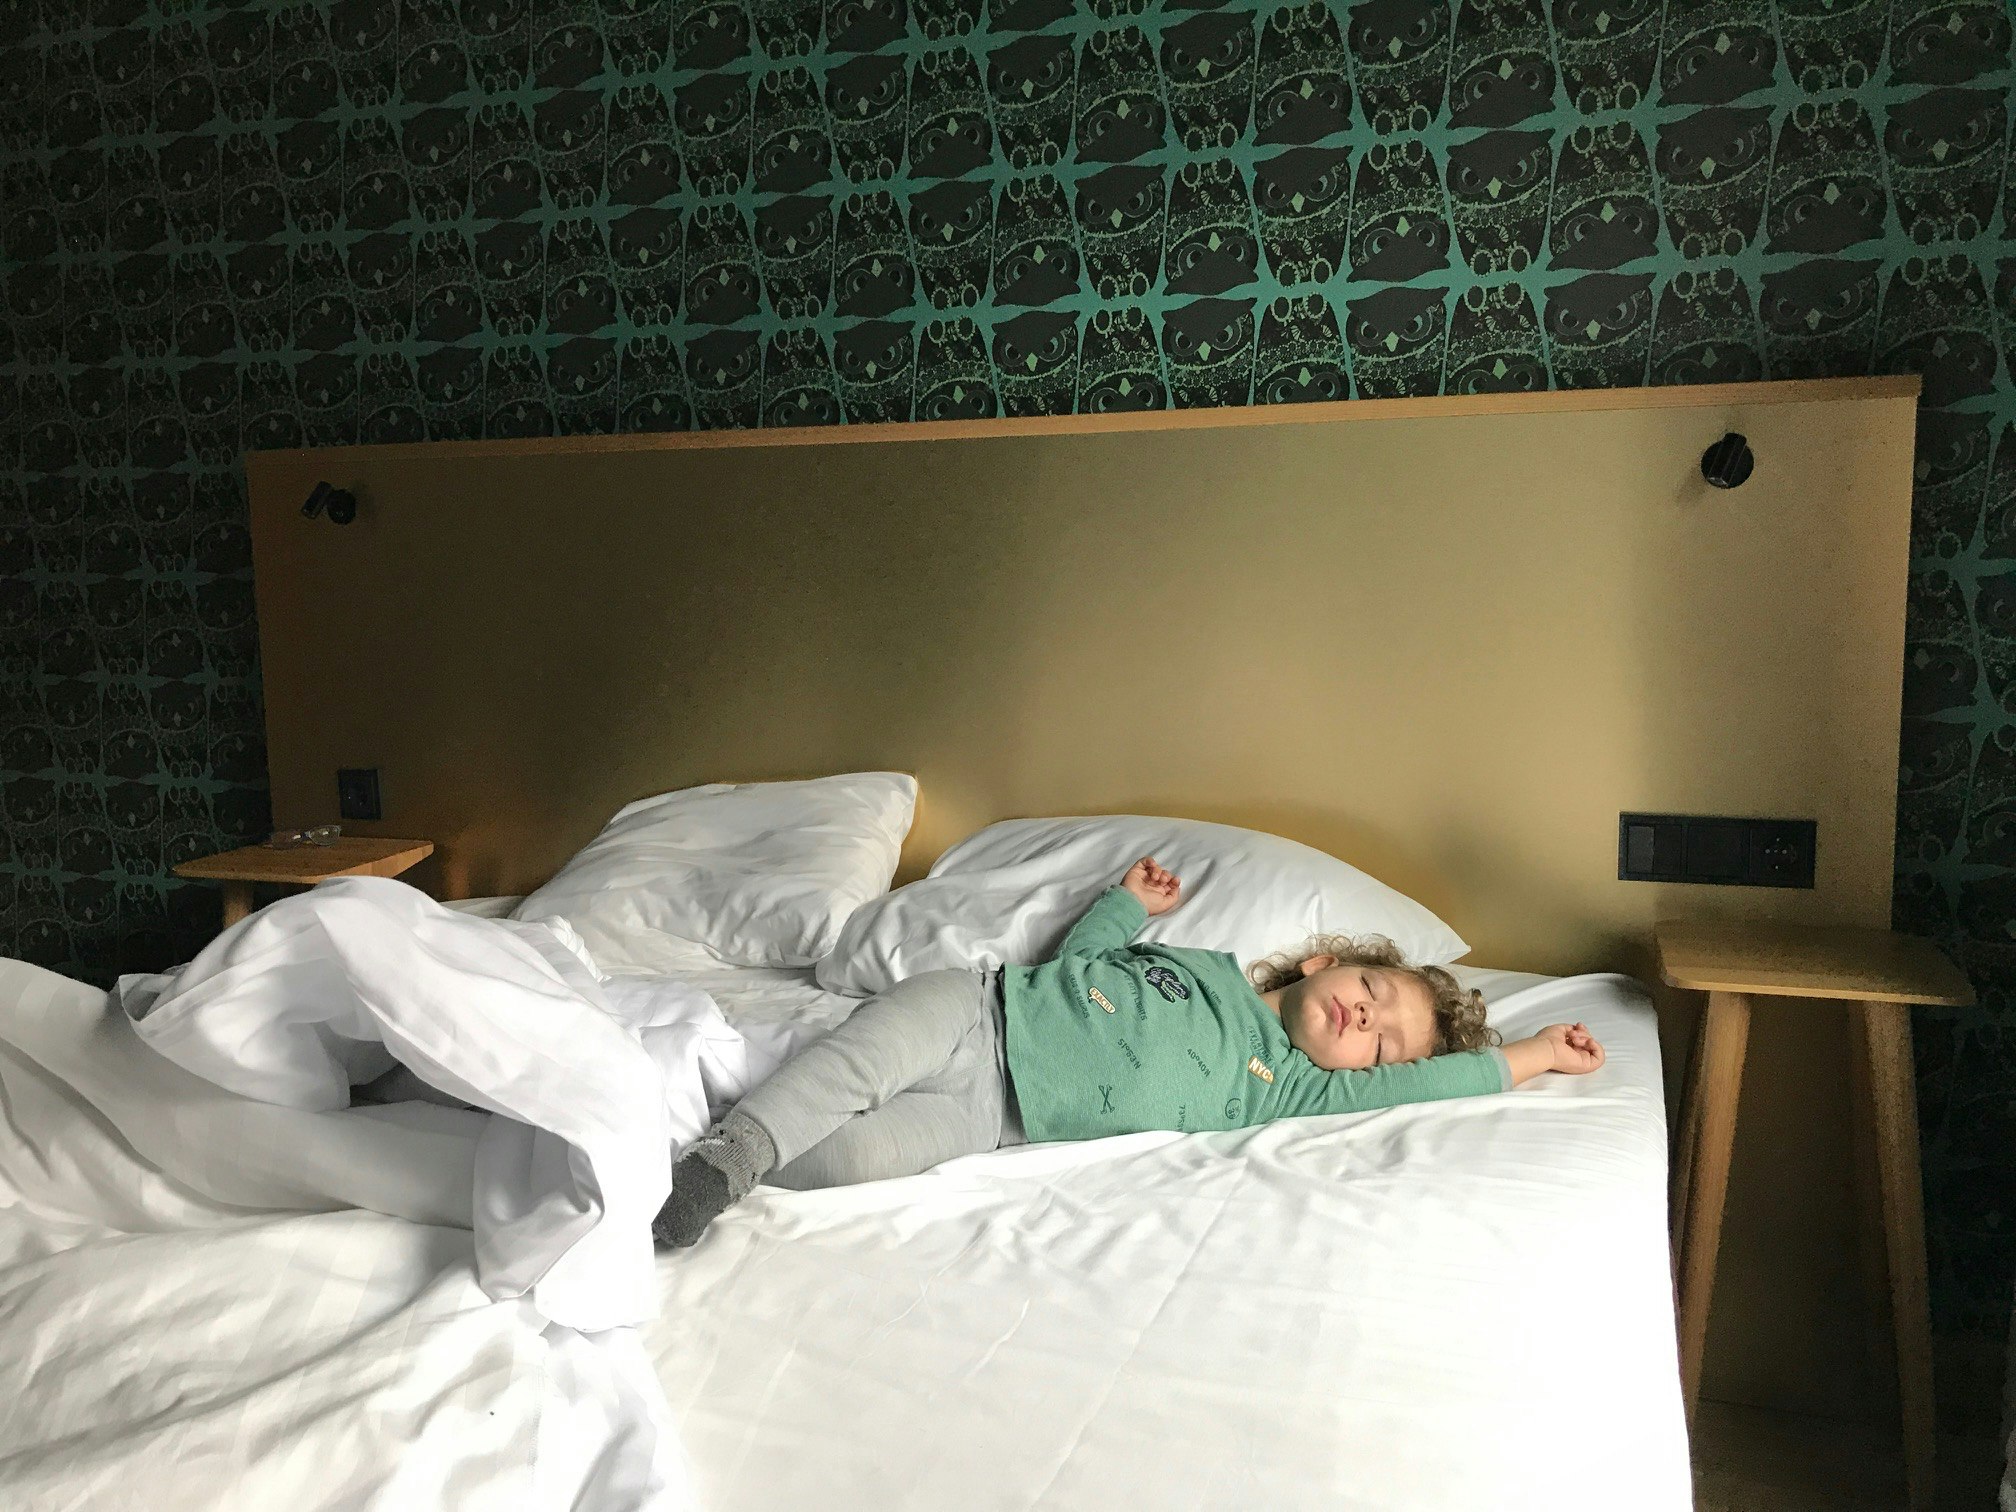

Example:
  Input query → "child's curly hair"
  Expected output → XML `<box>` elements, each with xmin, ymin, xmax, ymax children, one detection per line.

<box><xmin>1247</xmin><ymin>934</ymin><xmax>1500</xmax><ymax>1055</ymax></box>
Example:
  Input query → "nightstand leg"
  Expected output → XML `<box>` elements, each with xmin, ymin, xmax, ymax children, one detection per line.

<box><xmin>1677</xmin><ymin>989</ymin><xmax>1750</xmax><ymax>1425</ymax></box>
<box><xmin>1856</xmin><ymin>1000</ymin><xmax>1937</xmax><ymax>1512</ymax></box>
<box><xmin>220</xmin><ymin>881</ymin><xmax>254</xmax><ymax>929</ymax></box>
<box><xmin>1672</xmin><ymin>1005</ymin><xmax>1711</xmax><ymax>1250</ymax></box>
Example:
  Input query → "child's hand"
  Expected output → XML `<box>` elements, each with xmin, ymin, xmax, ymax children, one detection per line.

<box><xmin>1120</xmin><ymin>856</ymin><xmax>1182</xmax><ymax>916</ymax></box>
<box><xmin>1537</xmin><ymin>1022</ymin><xmax>1605</xmax><ymax>1075</ymax></box>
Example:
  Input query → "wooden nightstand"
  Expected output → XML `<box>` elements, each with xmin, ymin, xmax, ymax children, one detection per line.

<box><xmin>173</xmin><ymin>837</ymin><xmax>435</xmax><ymax>928</ymax></box>
<box><xmin>1655</xmin><ymin>920</ymin><xmax>1973</xmax><ymax>1512</ymax></box>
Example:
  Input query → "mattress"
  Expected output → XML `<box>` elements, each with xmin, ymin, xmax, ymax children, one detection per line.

<box><xmin>642</xmin><ymin>958</ymin><xmax>1691</xmax><ymax>1511</ymax></box>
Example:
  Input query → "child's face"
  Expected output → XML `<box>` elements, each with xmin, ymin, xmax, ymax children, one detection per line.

<box><xmin>1279</xmin><ymin>958</ymin><xmax>1437</xmax><ymax>1072</ymax></box>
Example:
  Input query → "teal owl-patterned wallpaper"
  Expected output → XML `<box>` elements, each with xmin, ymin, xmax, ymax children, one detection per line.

<box><xmin>1</xmin><ymin>1</ymin><xmax>2013</xmax><ymax>1344</ymax></box>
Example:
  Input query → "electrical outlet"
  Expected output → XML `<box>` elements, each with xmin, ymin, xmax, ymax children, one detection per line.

<box><xmin>1619</xmin><ymin>814</ymin><xmax>1815</xmax><ymax>888</ymax></box>
<box><xmin>337</xmin><ymin>767</ymin><xmax>381</xmax><ymax>821</ymax></box>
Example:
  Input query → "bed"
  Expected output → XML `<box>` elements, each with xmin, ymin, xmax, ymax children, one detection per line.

<box><xmin>0</xmin><ymin>909</ymin><xmax>1688</xmax><ymax>1511</ymax></box>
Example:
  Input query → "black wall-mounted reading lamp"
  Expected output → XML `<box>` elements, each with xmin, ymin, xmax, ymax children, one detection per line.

<box><xmin>1700</xmin><ymin>432</ymin><xmax>1755</xmax><ymax>489</ymax></box>
<box><xmin>301</xmin><ymin>481</ymin><xmax>358</xmax><ymax>525</ymax></box>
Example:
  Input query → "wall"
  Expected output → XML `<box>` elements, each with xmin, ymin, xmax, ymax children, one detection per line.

<box><xmin>1</xmin><ymin>0</ymin><xmax>2011</xmax><ymax>1386</ymax></box>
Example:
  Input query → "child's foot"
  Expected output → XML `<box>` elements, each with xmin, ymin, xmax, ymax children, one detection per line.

<box><xmin>652</xmin><ymin>1110</ymin><xmax>777</xmax><ymax>1249</ymax></box>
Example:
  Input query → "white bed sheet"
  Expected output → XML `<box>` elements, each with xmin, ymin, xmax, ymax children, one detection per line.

<box><xmin>643</xmin><ymin>959</ymin><xmax>1691</xmax><ymax>1512</ymax></box>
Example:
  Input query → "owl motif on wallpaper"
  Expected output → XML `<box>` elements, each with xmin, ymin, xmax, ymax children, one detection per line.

<box><xmin>358</xmin><ymin>352</ymin><xmax>426</xmax><ymax>444</ymax></box>
<box><xmin>827</xmin><ymin>0</ymin><xmax>907</xmax><ymax>55</ymax></box>
<box><xmin>1875</xmin><ymin>254</ymin><xmax>1998</xmax><ymax>409</ymax></box>
<box><xmin>470</xmin><ymin>101</ymin><xmax>540</xmax><ymax>222</ymax></box>
<box><xmin>1160</xmin><ymin>10</ymin><xmax>1256</xmax><ymax>152</ymax></box>
<box><xmin>1654</xmin><ymin>107</ymin><xmax>1773</xmax><ymax>261</ymax></box>
<box><xmin>747</xmin><ymin>0</ymin><xmax>823</xmax><ymax>58</ymax></box>
<box><xmin>533</xmin><ymin>89</ymin><xmax>606</xmax><ymax>209</ymax></box>
<box><xmin>915</xmin><ymin>316</ymin><xmax>1000</xmax><ymax>420</ymax></box>
<box><xmin>1077</xmin><ymin>305</ymin><xmax>1165</xmax><ymax>412</ymax></box>
<box><xmin>1659</xmin><ymin>4</ymin><xmax>1777</xmax><ymax>107</ymax></box>
<box><xmin>1543</xmin><ymin>271</ymin><xmax>1654</xmax><ymax>389</ymax></box>
<box><xmin>208</xmin><ymin>8</ymin><xmax>274</xmax><ymax>122</ymax></box>
<box><xmin>1961</xmin><ymin>725</ymin><xmax>2016</xmax><ymax>871</ymax></box>
<box><xmin>549</xmin><ymin>337</ymin><xmax>619</xmax><ymax>433</ymax></box>
<box><xmin>398</xmin><ymin>0</ymin><xmax>468</xmax><ymax>102</ymax></box>
<box><xmin>1445</xmin><ymin>282</ymin><xmax>1547</xmax><ymax>395</ymax></box>
<box><xmin>1650</xmin><ymin>268</ymin><xmax>1763</xmax><ymax>388</ymax></box>
<box><xmin>910</xmin><ymin>179</ymin><xmax>994</xmax><ymax>307</ymax></box>
<box><xmin>608</xmin><ymin>205</ymin><xmax>684</xmax><ymax>327</ymax></box>
<box><xmin>685</xmin><ymin>328</ymin><xmax>763</xmax><ymax>429</ymax></box>
<box><xmin>462</xmin><ymin>0</ymin><xmax>533</xmax><ymax>94</ymax></box>
<box><xmin>597</xmin><ymin>0</ymin><xmax>673</xmax><ymax>75</ymax></box>
<box><xmin>682</xmin><ymin>203</ymin><xmax>762</xmax><ymax>327</ymax></box>
<box><xmin>619</xmin><ymin>333</ymin><xmax>694</xmax><ymax>432</ymax></box>
<box><xmin>1163</xmin><ymin>158</ymin><xmax>1259</xmax><ymax>298</ymax></box>
<box><xmin>299</xmin><ymin>351</ymin><xmax>361</xmax><ymax>446</ymax></box>
<box><xmin>1550</xmin><ymin>0</ymin><xmax>1660</xmax><ymax>112</ymax></box>
<box><xmin>834</xmin><ymin>189</ymin><xmax>918</xmax><ymax>318</ymax></box>
<box><xmin>605</xmin><ymin>85</ymin><xmax>682</xmax><ymax>208</ymax></box>
<box><xmin>1076</xmin><ymin>26</ymin><xmax>1167</xmax><ymax>164</ymax></box>
<box><xmin>1252</xmin><ymin>3</ymin><xmax>1352</xmax><ymax>148</ymax></box>
<box><xmin>1758</xmin><ymin>258</ymin><xmax>1881</xmax><ymax>379</ymax></box>
<box><xmin>1976</xmin><ymin>414</ymin><xmax>2016</xmax><ymax>559</ymax></box>
<box><xmin>1349</xmin><ymin>139</ymin><xmax>1452</xmax><ymax>284</ymax></box>
<box><xmin>833</xmin><ymin>319</ymin><xmax>917</xmax><ymax>421</ymax></box>
<box><xmin>1888</xmin><ymin>2</ymin><xmax>2012</xmax><ymax>87</ymax></box>
<box><xmin>484</xmin><ymin>346</ymin><xmax>553</xmax><ymax>439</ymax></box>
<box><xmin>908</xmin><ymin>50</ymin><xmax>991</xmax><ymax>180</ymax></box>
<box><xmin>1902</xmin><ymin>569</ymin><xmax>1978</xmax><ymax>717</ymax></box>
<box><xmin>275</xmin><ymin>122</ymin><xmax>340</xmax><ymax>234</ymax></box>
<box><xmin>755</xmin><ymin>194</ymin><xmax>832</xmax><ymax>318</ymax></box>
<box><xmin>676</xmin><ymin>72</ymin><xmax>753</xmax><ymax>196</ymax></box>
<box><xmin>762</xmin><ymin>328</ymin><xmax>842</xmax><ymax>427</ymax></box>
<box><xmin>673</xmin><ymin>1</ymin><xmax>753</xmax><ymax>70</ymax></box>
<box><xmin>1252</xmin><ymin>293</ymin><xmax>1349</xmax><ymax>405</ymax></box>
<box><xmin>1444</xmin><ymin>130</ymin><xmax>1550</xmax><ymax>275</ymax></box>
<box><xmin>1345</xmin><ymin>285</ymin><xmax>1447</xmax><ymax>398</ymax></box>
<box><xmin>1912</xmin><ymin>410</ymin><xmax>1995</xmax><ymax>561</ymax></box>
<box><xmin>1776</xmin><ymin>0</ymin><xmax>1889</xmax><ymax>91</ymax></box>
<box><xmin>400</xmin><ymin>107</ymin><xmax>471</xmax><ymax>223</ymax></box>
<box><xmin>1767</xmin><ymin>101</ymin><xmax>1886</xmax><ymax>255</ymax></box>
<box><xmin>270</xmin><ymin>8</ymin><xmax>340</xmax><ymax>121</ymax></box>
<box><xmin>289</xmin><ymin>240</ymin><xmax>356</xmax><ymax>353</ymax></box>
<box><xmin>992</xmin><ymin>308</ymin><xmax>1080</xmax><ymax>415</ymax></box>
<box><xmin>1448</xmin><ymin>0</ymin><xmax>1555</xmax><ymax>129</ymax></box>
<box><xmin>988</xmin><ymin>33</ymin><xmax>1076</xmax><ymax>169</ymax></box>
<box><xmin>330</xmin><ymin>0</ymin><xmax>398</xmax><ymax>108</ymax></box>
<box><xmin>1161</xmin><ymin>297</ymin><xmax>1255</xmax><ymax>409</ymax></box>
<box><xmin>411</xmin><ymin>227</ymin><xmax>481</xmax><ymax>347</ymax></box>
<box><xmin>1253</xmin><ymin>146</ymin><xmax>1352</xmax><ymax>286</ymax></box>
<box><xmin>915</xmin><ymin>0</ymin><xmax>986</xmax><ymax>40</ymax></box>
<box><xmin>1973</xmin><ymin>570</ymin><xmax>2016</xmax><ymax>720</ymax></box>
<box><xmin>1347</xmin><ymin>0</ymin><xmax>1450</xmax><ymax>135</ymax></box>
<box><xmin>752</xmin><ymin>66</ymin><xmax>832</xmax><ymax>194</ymax></box>
<box><xmin>826</xmin><ymin>52</ymin><xmax>910</xmax><ymax>182</ymax></box>
<box><xmin>348</xmin><ymin>233</ymin><xmax>415</xmax><ymax>342</ymax></box>
<box><xmin>169</xmin><ymin>253</ymin><xmax>232</xmax><ymax>358</ymax></box>
<box><xmin>1885</xmin><ymin>89</ymin><xmax>2007</xmax><ymax>245</ymax></box>
<box><xmin>1074</xmin><ymin>164</ymin><xmax>1166</xmax><ymax>300</ymax></box>
<box><xmin>343</xmin><ymin>117</ymin><xmax>411</xmax><ymax>232</ymax></box>
<box><xmin>992</xmin><ymin>173</ymin><xmax>1082</xmax><ymax>307</ymax></box>
<box><xmin>1551</xmin><ymin>123</ymin><xmax>1659</xmax><ymax>272</ymax></box>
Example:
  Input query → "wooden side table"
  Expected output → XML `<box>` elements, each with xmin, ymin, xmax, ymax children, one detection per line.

<box><xmin>173</xmin><ymin>837</ymin><xmax>435</xmax><ymax>928</ymax></box>
<box><xmin>1656</xmin><ymin>920</ymin><xmax>1973</xmax><ymax>1512</ymax></box>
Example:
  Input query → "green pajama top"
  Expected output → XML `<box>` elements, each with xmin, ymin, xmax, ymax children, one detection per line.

<box><xmin>1001</xmin><ymin>888</ymin><xmax>1512</xmax><ymax>1142</ymax></box>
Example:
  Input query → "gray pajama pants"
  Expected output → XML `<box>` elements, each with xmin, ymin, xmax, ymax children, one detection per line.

<box><xmin>736</xmin><ymin>969</ymin><xmax>1026</xmax><ymax>1191</ymax></box>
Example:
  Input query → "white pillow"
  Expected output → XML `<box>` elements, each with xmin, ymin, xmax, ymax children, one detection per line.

<box><xmin>513</xmin><ymin>773</ymin><xmax>917</xmax><ymax>972</ymax></box>
<box><xmin>816</xmin><ymin>815</ymin><xmax>1468</xmax><ymax>996</ymax></box>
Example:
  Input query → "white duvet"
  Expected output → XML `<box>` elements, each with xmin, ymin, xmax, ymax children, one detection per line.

<box><xmin>0</xmin><ymin>896</ymin><xmax>1689</xmax><ymax>1511</ymax></box>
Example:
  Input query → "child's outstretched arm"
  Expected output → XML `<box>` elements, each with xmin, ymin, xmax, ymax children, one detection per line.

<box><xmin>1046</xmin><ymin>857</ymin><xmax>1183</xmax><ymax>960</ymax></box>
<box><xmin>1501</xmin><ymin>1022</ymin><xmax>1605</xmax><ymax>1085</ymax></box>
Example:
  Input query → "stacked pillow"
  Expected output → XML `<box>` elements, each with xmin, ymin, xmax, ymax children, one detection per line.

<box><xmin>512</xmin><ymin>772</ymin><xmax>917</xmax><ymax>974</ymax></box>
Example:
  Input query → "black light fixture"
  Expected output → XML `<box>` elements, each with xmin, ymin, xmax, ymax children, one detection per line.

<box><xmin>1700</xmin><ymin>432</ymin><xmax>1755</xmax><ymax>489</ymax></box>
<box><xmin>301</xmin><ymin>480</ymin><xmax>358</xmax><ymax>525</ymax></box>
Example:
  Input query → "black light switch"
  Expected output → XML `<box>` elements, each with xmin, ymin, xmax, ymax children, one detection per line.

<box><xmin>1619</xmin><ymin>813</ymin><xmax>1816</xmax><ymax>888</ymax></box>
<box><xmin>337</xmin><ymin>767</ymin><xmax>381</xmax><ymax>821</ymax></box>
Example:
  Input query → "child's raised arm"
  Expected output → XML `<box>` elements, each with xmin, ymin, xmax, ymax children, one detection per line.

<box><xmin>1044</xmin><ymin>857</ymin><xmax>1183</xmax><ymax>961</ymax></box>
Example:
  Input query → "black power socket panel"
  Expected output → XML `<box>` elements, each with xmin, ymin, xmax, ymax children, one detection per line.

<box><xmin>1618</xmin><ymin>813</ymin><xmax>1816</xmax><ymax>889</ymax></box>
<box><xmin>337</xmin><ymin>767</ymin><xmax>382</xmax><ymax>822</ymax></box>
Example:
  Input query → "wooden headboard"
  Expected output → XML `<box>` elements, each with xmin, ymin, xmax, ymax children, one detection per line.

<box><xmin>247</xmin><ymin>377</ymin><xmax>1918</xmax><ymax>981</ymax></box>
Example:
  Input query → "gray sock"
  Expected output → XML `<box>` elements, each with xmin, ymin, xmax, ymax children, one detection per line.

<box><xmin>652</xmin><ymin>1109</ymin><xmax>778</xmax><ymax>1249</ymax></box>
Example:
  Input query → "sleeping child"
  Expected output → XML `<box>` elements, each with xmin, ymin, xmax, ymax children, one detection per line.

<box><xmin>653</xmin><ymin>856</ymin><xmax>1607</xmax><ymax>1247</ymax></box>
